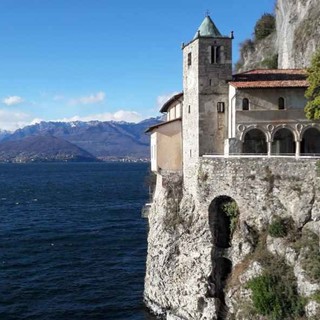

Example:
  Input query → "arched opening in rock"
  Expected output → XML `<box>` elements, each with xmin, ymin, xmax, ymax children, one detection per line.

<box><xmin>301</xmin><ymin>128</ymin><xmax>320</xmax><ymax>155</ymax></box>
<box><xmin>209</xmin><ymin>196</ymin><xmax>238</xmax><ymax>249</ymax></box>
<box><xmin>208</xmin><ymin>196</ymin><xmax>238</xmax><ymax>319</ymax></box>
<box><xmin>242</xmin><ymin>129</ymin><xmax>267</xmax><ymax>154</ymax></box>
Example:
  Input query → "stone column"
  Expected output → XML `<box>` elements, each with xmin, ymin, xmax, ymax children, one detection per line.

<box><xmin>267</xmin><ymin>141</ymin><xmax>272</xmax><ymax>157</ymax></box>
<box><xmin>296</xmin><ymin>140</ymin><xmax>301</xmax><ymax>158</ymax></box>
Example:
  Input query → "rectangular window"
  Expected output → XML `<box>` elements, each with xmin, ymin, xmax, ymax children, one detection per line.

<box><xmin>188</xmin><ymin>105</ymin><xmax>191</xmax><ymax>114</ymax></box>
<box><xmin>188</xmin><ymin>52</ymin><xmax>192</xmax><ymax>66</ymax></box>
<box><xmin>210</xmin><ymin>46</ymin><xmax>215</xmax><ymax>64</ymax></box>
<box><xmin>217</xmin><ymin>102</ymin><xmax>225</xmax><ymax>113</ymax></box>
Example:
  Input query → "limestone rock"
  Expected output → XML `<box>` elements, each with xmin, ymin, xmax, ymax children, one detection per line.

<box><xmin>237</xmin><ymin>0</ymin><xmax>320</xmax><ymax>72</ymax></box>
<box><xmin>145</xmin><ymin>159</ymin><xmax>320</xmax><ymax>319</ymax></box>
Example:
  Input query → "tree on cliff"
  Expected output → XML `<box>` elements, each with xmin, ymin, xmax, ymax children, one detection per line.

<box><xmin>305</xmin><ymin>49</ymin><xmax>320</xmax><ymax>119</ymax></box>
<box><xmin>254</xmin><ymin>13</ymin><xmax>275</xmax><ymax>41</ymax></box>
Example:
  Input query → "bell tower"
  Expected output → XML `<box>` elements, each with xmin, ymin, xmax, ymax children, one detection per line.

<box><xmin>182</xmin><ymin>15</ymin><xmax>233</xmax><ymax>177</ymax></box>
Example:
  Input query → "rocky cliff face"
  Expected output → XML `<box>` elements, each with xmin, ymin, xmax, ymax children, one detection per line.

<box><xmin>144</xmin><ymin>158</ymin><xmax>320</xmax><ymax>319</ymax></box>
<box><xmin>277</xmin><ymin>0</ymin><xmax>320</xmax><ymax>69</ymax></box>
<box><xmin>237</xmin><ymin>0</ymin><xmax>320</xmax><ymax>72</ymax></box>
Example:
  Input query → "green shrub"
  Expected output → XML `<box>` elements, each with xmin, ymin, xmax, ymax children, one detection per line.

<box><xmin>310</xmin><ymin>291</ymin><xmax>320</xmax><ymax>303</ymax></box>
<box><xmin>300</xmin><ymin>231</ymin><xmax>320</xmax><ymax>282</ymax></box>
<box><xmin>254</xmin><ymin>13</ymin><xmax>276</xmax><ymax>41</ymax></box>
<box><xmin>247</xmin><ymin>273</ymin><xmax>305</xmax><ymax>320</ymax></box>
<box><xmin>222</xmin><ymin>200</ymin><xmax>239</xmax><ymax>235</ymax></box>
<box><xmin>268</xmin><ymin>217</ymin><xmax>287</xmax><ymax>238</ymax></box>
<box><xmin>261</xmin><ymin>54</ymin><xmax>278</xmax><ymax>69</ymax></box>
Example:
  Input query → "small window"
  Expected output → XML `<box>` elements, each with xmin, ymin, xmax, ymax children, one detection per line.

<box><xmin>216</xmin><ymin>46</ymin><xmax>221</xmax><ymax>63</ymax></box>
<box><xmin>210</xmin><ymin>46</ymin><xmax>223</xmax><ymax>64</ymax></box>
<box><xmin>242</xmin><ymin>98</ymin><xmax>249</xmax><ymax>111</ymax></box>
<box><xmin>278</xmin><ymin>97</ymin><xmax>285</xmax><ymax>110</ymax></box>
<box><xmin>190</xmin><ymin>149</ymin><xmax>192</xmax><ymax>158</ymax></box>
<box><xmin>217</xmin><ymin>102</ymin><xmax>225</xmax><ymax>113</ymax></box>
<box><xmin>209</xmin><ymin>79</ymin><xmax>212</xmax><ymax>86</ymax></box>
<box><xmin>188</xmin><ymin>52</ymin><xmax>192</xmax><ymax>66</ymax></box>
<box><xmin>188</xmin><ymin>105</ymin><xmax>191</xmax><ymax>114</ymax></box>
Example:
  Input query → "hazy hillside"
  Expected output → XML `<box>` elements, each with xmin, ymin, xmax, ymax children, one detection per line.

<box><xmin>1</xmin><ymin>118</ymin><xmax>161</xmax><ymax>161</ymax></box>
<box><xmin>0</xmin><ymin>135</ymin><xmax>98</xmax><ymax>163</ymax></box>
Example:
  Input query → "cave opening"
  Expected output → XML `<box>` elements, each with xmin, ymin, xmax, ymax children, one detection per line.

<box><xmin>208</xmin><ymin>196</ymin><xmax>239</xmax><ymax>320</ymax></box>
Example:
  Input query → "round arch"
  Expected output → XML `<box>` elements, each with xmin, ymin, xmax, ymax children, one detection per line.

<box><xmin>243</xmin><ymin>128</ymin><xmax>267</xmax><ymax>154</ymax></box>
<box><xmin>301</xmin><ymin>127</ymin><xmax>320</xmax><ymax>154</ymax></box>
<box><xmin>271</xmin><ymin>128</ymin><xmax>295</xmax><ymax>155</ymax></box>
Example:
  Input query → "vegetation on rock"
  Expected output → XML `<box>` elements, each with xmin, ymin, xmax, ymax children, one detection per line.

<box><xmin>246</xmin><ymin>235</ymin><xmax>305</xmax><ymax>320</ymax></box>
<box><xmin>262</xmin><ymin>54</ymin><xmax>278</xmax><ymax>69</ymax></box>
<box><xmin>254</xmin><ymin>13</ymin><xmax>276</xmax><ymax>41</ymax></box>
<box><xmin>268</xmin><ymin>216</ymin><xmax>289</xmax><ymax>238</ymax></box>
<box><xmin>305</xmin><ymin>49</ymin><xmax>320</xmax><ymax>119</ymax></box>
<box><xmin>222</xmin><ymin>200</ymin><xmax>239</xmax><ymax>236</ymax></box>
<box><xmin>247</xmin><ymin>271</ymin><xmax>305</xmax><ymax>320</ymax></box>
<box><xmin>293</xmin><ymin>230</ymin><xmax>320</xmax><ymax>282</ymax></box>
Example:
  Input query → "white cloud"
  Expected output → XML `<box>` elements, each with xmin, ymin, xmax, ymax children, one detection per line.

<box><xmin>0</xmin><ymin>109</ymin><xmax>41</xmax><ymax>131</ymax></box>
<box><xmin>69</xmin><ymin>91</ymin><xmax>106</xmax><ymax>106</ymax></box>
<box><xmin>2</xmin><ymin>96</ymin><xmax>24</xmax><ymax>106</ymax></box>
<box><xmin>156</xmin><ymin>91</ymin><xmax>180</xmax><ymax>110</ymax></box>
<box><xmin>55</xmin><ymin>110</ymin><xmax>143</xmax><ymax>123</ymax></box>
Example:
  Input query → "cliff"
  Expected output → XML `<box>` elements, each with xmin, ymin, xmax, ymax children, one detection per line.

<box><xmin>237</xmin><ymin>0</ymin><xmax>320</xmax><ymax>72</ymax></box>
<box><xmin>144</xmin><ymin>159</ymin><xmax>320</xmax><ymax>319</ymax></box>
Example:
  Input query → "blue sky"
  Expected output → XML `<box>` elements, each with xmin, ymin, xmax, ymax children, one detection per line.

<box><xmin>0</xmin><ymin>0</ymin><xmax>274</xmax><ymax>130</ymax></box>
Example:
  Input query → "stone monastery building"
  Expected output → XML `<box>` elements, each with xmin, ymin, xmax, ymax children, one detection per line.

<box><xmin>146</xmin><ymin>15</ymin><xmax>320</xmax><ymax>174</ymax></box>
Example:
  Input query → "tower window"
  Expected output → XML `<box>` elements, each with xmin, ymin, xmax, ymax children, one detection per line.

<box><xmin>188</xmin><ymin>105</ymin><xmax>191</xmax><ymax>114</ymax></box>
<box><xmin>278</xmin><ymin>97</ymin><xmax>285</xmax><ymax>110</ymax></box>
<box><xmin>210</xmin><ymin>46</ymin><xmax>224</xmax><ymax>64</ymax></box>
<box><xmin>217</xmin><ymin>102</ymin><xmax>225</xmax><ymax>113</ymax></box>
<box><xmin>188</xmin><ymin>53</ymin><xmax>192</xmax><ymax>66</ymax></box>
<box><xmin>216</xmin><ymin>46</ymin><xmax>221</xmax><ymax>63</ymax></box>
<box><xmin>242</xmin><ymin>98</ymin><xmax>249</xmax><ymax>110</ymax></box>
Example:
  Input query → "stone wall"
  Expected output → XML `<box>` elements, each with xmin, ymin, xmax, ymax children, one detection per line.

<box><xmin>144</xmin><ymin>158</ymin><xmax>320</xmax><ymax>319</ymax></box>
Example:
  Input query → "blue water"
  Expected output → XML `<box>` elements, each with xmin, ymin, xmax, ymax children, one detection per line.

<box><xmin>0</xmin><ymin>163</ymin><xmax>156</xmax><ymax>320</ymax></box>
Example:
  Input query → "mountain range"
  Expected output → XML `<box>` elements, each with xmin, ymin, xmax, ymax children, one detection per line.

<box><xmin>0</xmin><ymin>118</ymin><xmax>161</xmax><ymax>163</ymax></box>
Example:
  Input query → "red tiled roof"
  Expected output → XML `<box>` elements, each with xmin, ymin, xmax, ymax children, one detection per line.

<box><xmin>241</xmin><ymin>69</ymin><xmax>306</xmax><ymax>75</ymax></box>
<box><xmin>230</xmin><ymin>69</ymin><xmax>308</xmax><ymax>89</ymax></box>
<box><xmin>229</xmin><ymin>80</ymin><xmax>309</xmax><ymax>89</ymax></box>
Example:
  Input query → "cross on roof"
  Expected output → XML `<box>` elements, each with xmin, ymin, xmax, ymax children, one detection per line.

<box><xmin>205</xmin><ymin>10</ymin><xmax>210</xmax><ymax>17</ymax></box>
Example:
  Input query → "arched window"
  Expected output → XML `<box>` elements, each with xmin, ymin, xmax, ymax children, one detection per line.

<box><xmin>278</xmin><ymin>97</ymin><xmax>285</xmax><ymax>110</ymax></box>
<box><xmin>272</xmin><ymin>128</ymin><xmax>295</xmax><ymax>154</ymax></box>
<box><xmin>301</xmin><ymin>128</ymin><xmax>320</xmax><ymax>154</ymax></box>
<box><xmin>242</xmin><ymin>98</ymin><xmax>249</xmax><ymax>111</ymax></box>
<box><xmin>243</xmin><ymin>129</ymin><xmax>267</xmax><ymax>154</ymax></box>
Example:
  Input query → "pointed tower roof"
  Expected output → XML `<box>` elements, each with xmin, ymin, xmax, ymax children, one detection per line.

<box><xmin>193</xmin><ymin>15</ymin><xmax>222</xmax><ymax>39</ymax></box>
